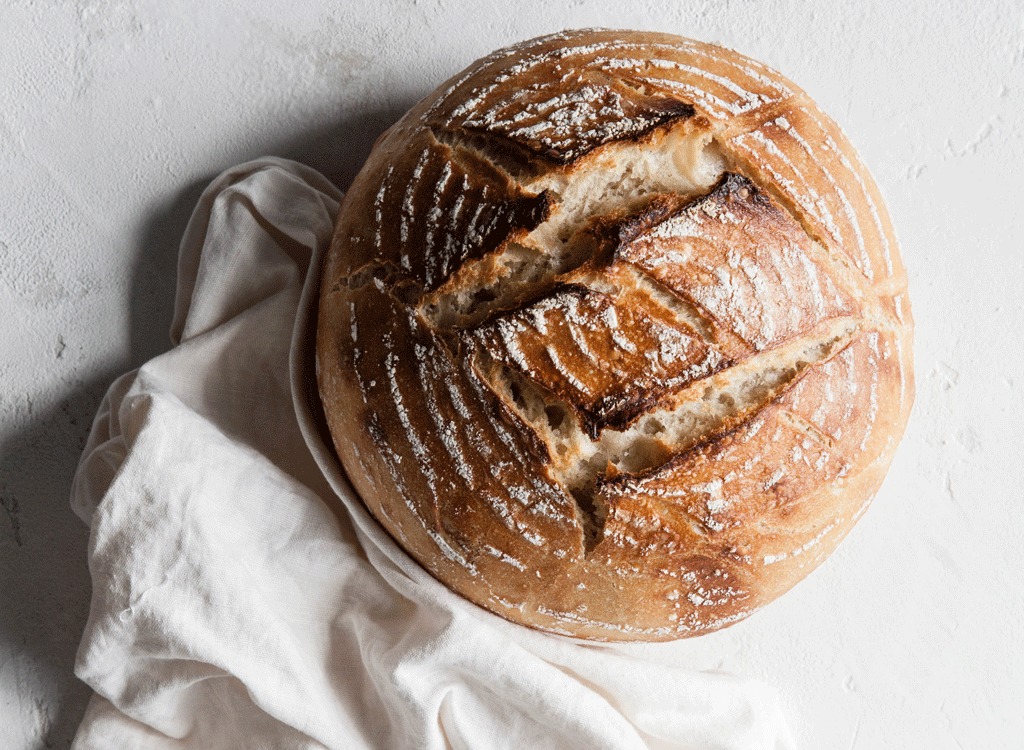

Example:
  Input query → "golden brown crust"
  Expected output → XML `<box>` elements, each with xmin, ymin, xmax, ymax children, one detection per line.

<box><xmin>316</xmin><ymin>29</ymin><xmax>914</xmax><ymax>641</ymax></box>
<box><xmin>615</xmin><ymin>173</ymin><xmax>861</xmax><ymax>355</ymax></box>
<box><xmin>468</xmin><ymin>282</ymin><xmax>723</xmax><ymax>437</ymax></box>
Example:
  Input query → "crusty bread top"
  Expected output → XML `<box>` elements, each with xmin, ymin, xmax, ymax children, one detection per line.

<box><xmin>316</xmin><ymin>29</ymin><xmax>913</xmax><ymax>641</ymax></box>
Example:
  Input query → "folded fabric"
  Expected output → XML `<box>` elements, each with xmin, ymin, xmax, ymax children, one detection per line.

<box><xmin>70</xmin><ymin>158</ymin><xmax>796</xmax><ymax>749</ymax></box>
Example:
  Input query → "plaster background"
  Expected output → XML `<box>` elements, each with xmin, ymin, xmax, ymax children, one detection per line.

<box><xmin>1</xmin><ymin>1</ymin><xmax>1021</xmax><ymax>747</ymax></box>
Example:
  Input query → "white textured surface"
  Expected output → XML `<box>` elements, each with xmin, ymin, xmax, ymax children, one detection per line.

<box><xmin>0</xmin><ymin>1</ymin><xmax>1021</xmax><ymax>748</ymax></box>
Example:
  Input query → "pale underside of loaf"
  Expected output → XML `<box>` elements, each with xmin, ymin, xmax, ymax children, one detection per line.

<box><xmin>316</xmin><ymin>29</ymin><xmax>914</xmax><ymax>641</ymax></box>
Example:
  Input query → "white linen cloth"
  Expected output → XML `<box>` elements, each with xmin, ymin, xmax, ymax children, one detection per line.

<box><xmin>69</xmin><ymin>158</ymin><xmax>796</xmax><ymax>749</ymax></box>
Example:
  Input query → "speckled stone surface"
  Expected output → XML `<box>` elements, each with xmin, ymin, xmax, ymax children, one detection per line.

<box><xmin>1</xmin><ymin>2</ymin><xmax>1021</xmax><ymax>748</ymax></box>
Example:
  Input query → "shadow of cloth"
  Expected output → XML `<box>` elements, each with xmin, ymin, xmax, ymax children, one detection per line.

<box><xmin>0</xmin><ymin>102</ymin><xmax>411</xmax><ymax>750</ymax></box>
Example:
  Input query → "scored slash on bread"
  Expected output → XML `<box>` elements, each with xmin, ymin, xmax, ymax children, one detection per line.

<box><xmin>316</xmin><ymin>29</ymin><xmax>913</xmax><ymax>640</ymax></box>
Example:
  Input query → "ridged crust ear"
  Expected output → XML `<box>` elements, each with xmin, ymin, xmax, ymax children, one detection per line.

<box><xmin>316</xmin><ymin>29</ymin><xmax>913</xmax><ymax>641</ymax></box>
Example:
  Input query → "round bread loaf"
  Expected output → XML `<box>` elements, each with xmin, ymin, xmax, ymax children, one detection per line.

<box><xmin>316</xmin><ymin>29</ymin><xmax>914</xmax><ymax>641</ymax></box>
